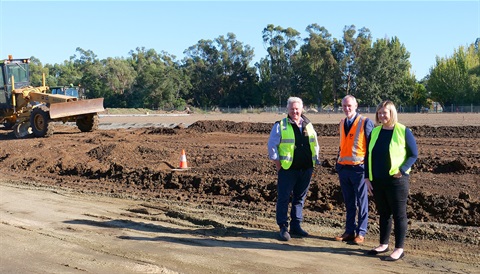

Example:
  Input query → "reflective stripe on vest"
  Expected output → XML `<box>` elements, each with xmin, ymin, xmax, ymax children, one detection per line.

<box><xmin>279</xmin><ymin>118</ymin><xmax>317</xmax><ymax>169</ymax></box>
<box><xmin>337</xmin><ymin>116</ymin><xmax>367</xmax><ymax>165</ymax></box>
<box><xmin>368</xmin><ymin>123</ymin><xmax>409</xmax><ymax>181</ymax></box>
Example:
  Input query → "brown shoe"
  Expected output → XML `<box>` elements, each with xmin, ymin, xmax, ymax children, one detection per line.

<box><xmin>353</xmin><ymin>235</ymin><xmax>365</xmax><ymax>244</ymax></box>
<box><xmin>334</xmin><ymin>233</ymin><xmax>355</xmax><ymax>241</ymax></box>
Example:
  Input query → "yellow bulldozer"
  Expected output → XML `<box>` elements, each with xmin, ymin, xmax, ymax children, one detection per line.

<box><xmin>0</xmin><ymin>55</ymin><xmax>104</xmax><ymax>138</ymax></box>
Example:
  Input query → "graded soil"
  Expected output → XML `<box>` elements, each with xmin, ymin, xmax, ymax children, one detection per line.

<box><xmin>0</xmin><ymin>112</ymin><xmax>479</xmax><ymax>273</ymax></box>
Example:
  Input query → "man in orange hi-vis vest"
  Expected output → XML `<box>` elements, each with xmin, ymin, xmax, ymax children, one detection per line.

<box><xmin>334</xmin><ymin>95</ymin><xmax>374</xmax><ymax>244</ymax></box>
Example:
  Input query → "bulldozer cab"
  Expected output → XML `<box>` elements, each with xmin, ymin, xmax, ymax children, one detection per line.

<box><xmin>50</xmin><ymin>86</ymin><xmax>80</xmax><ymax>98</ymax></box>
<box><xmin>0</xmin><ymin>56</ymin><xmax>30</xmax><ymax>108</ymax></box>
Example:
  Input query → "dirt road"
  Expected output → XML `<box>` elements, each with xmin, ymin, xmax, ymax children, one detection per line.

<box><xmin>1</xmin><ymin>181</ymin><xmax>477</xmax><ymax>274</ymax></box>
<box><xmin>0</xmin><ymin>112</ymin><xmax>479</xmax><ymax>273</ymax></box>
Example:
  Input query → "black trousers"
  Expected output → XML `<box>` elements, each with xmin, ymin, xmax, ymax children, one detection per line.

<box><xmin>372</xmin><ymin>176</ymin><xmax>410</xmax><ymax>248</ymax></box>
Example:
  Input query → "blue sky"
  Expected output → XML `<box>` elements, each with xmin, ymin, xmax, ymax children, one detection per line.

<box><xmin>1</xmin><ymin>1</ymin><xmax>478</xmax><ymax>79</ymax></box>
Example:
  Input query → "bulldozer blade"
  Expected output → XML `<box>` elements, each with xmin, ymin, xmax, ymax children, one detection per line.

<box><xmin>49</xmin><ymin>98</ymin><xmax>105</xmax><ymax>119</ymax></box>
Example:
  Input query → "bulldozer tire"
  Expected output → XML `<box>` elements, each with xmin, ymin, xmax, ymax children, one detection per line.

<box><xmin>13</xmin><ymin>121</ymin><xmax>33</xmax><ymax>138</ymax></box>
<box><xmin>30</xmin><ymin>106</ymin><xmax>54</xmax><ymax>137</ymax></box>
<box><xmin>76</xmin><ymin>113</ymin><xmax>99</xmax><ymax>132</ymax></box>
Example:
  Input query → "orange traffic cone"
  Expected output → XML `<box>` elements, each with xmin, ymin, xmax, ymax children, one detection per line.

<box><xmin>179</xmin><ymin>149</ymin><xmax>188</xmax><ymax>169</ymax></box>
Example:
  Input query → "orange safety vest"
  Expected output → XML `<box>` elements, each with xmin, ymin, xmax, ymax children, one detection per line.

<box><xmin>337</xmin><ymin>116</ymin><xmax>367</xmax><ymax>165</ymax></box>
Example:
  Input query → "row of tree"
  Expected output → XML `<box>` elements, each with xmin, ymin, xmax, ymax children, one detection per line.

<box><xmin>28</xmin><ymin>24</ymin><xmax>480</xmax><ymax>110</ymax></box>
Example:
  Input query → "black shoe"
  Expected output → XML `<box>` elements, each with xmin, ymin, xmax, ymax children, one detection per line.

<box><xmin>384</xmin><ymin>252</ymin><xmax>405</xmax><ymax>261</ymax></box>
<box><xmin>290</xmin><ymin>226</ymin><xmax>309</xmax><ymax>237</ymax></box>
<box><xmin>367</xmin><ymin>247</ymin><xmax>390</xmax><ymax>256</ymax></box>
<box><xmin>279</xmin><ymin>226</ymin><xmax>291</xmax><ymax>241</ymax></box>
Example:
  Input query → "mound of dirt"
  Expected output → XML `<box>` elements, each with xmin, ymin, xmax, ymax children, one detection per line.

<box><xmin>1</xmin><ymin>121</ymin><xmax>479</xmax><ymax>227</ymax></box>
<box><xmin>187</xmin><ymin>121</ymin><xmax>480</xmax><ymax>138</ymax></box>
<box><xmin>1</xmin><ymin>117</ymin><xmax>479</xmax><ymax>272</ymax></box>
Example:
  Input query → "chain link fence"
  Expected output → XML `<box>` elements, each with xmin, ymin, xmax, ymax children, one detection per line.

<box><xmin>213</xmin><ymin>104</ymin><xmax>479</xmax><ymax>114</ymax></box>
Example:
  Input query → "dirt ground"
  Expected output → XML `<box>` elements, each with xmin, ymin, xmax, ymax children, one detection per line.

<box><xmin>0</xmin><ymin>112</ymin><xmax>479</xmax><ymax>273</ymax></box>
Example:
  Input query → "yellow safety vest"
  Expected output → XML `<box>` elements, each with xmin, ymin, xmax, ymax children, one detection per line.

<box><xmin>279</xmin><ymin>118</ymin><xmax>317</xmax><ymax>169</ymax></box>
<box><xmin>368</xmin><ymin>123</ymin><xmax>409</xmax><ymax>181</ymax></box>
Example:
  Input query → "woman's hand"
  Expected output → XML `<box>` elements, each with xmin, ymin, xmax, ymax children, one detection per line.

<box><xmin>393</xmin><ymin>171</ymin><xmax>403</xmax><ymax>178</ymax></box>
<box><xmin>274</xmin><ymin>160</ymin><xmax>281</xmax><ymax>172</ymax></box>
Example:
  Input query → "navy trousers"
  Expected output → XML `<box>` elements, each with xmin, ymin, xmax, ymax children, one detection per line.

<box><xmin>338</xmin><ymin>165</ymin><xmax>369</xmax><ymax>236</ymax></box>
<box><xmin>372</xmin><ymin>176</ymin><xmax>410</xmax><ymax>248</ymax></box>
<box><xmin>276</xmin><ymin>168</ymin><xmax>313</xmax><ymax>228</ymax></box>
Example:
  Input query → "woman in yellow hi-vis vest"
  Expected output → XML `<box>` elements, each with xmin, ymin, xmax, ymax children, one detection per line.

<box><xmin>267</xmin><ymin>97</ymin><xmax>320</xmax><ymax>241</ymax></box>
<box><xmin>365</xmin><ymin>100</ymin><xmax>418</xmax><ymax>261</ymax></box>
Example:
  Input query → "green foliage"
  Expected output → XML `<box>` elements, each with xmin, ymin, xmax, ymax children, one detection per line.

<box><xmin>428</xmin><ymin>44</ymin><xmax>479</xmax><ymax>106</ymax></box>
<box><xmin>23</xmin><ymin>26</ymin><xmax>476</xmax><ymax>111</ymax></box>
<box><xmin>28</xmin><ymin>56</ymin><xmax>49</xmax><ymax>86</ymax></box>
<box><xmin>261</xmin><ymin>24</ymin><xmax>301</xmax><ymax>106</ymax></box>
<box><xmin>295</xmin><ymin>24</ymin><xmax>336</xmax><ymax>107</ymax></box>
<box><xmin>357</xmin><ymin>36</ymin><xmax>412</xmax><ymax>106</ymax></box>
<box><xmin>411</xmin><ymin>82</ymin><xmax>429</xmax><ymax>107</ymax></box>
<box><xmin>183</xmin><ymin>33</ymin><xmax>259</xmax><ymax>108</ymax></box>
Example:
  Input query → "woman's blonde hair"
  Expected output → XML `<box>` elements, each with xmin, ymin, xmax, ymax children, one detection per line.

<box><xmin>375</xmin><ymin>100</ymin><xmax>398</xmax><ymax>127</ymax></box>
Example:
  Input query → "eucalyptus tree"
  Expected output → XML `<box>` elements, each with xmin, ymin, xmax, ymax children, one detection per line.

<box><xmin>42</xmin><ymin>63</ymin><xmax>60</xmax><ymax>87</ymax></box>
<box><xmin>349</xmin><ymin>27</ymin><xmax>373</xmax><ymax>102</ymax></box>
<box><xmin>183</xmin><ymin>39</ymin><xmax>224</xmax><ymax>107</ymax></box>
<box><xmin>183</xmin><ymin>33</ymin><xmax>257</xmax><ymax>108</ymax></box>
<box><xmin>357</xmin><ymin>37</ymin><xmax>412</xmax><ymax>107</ymax></box>
<box><xmin>213</xmin><ymin>33</ymin><xmax>258</xmax><ymax>107</ymax></box>
<box><xmin>338</xmin><ymin>25</ymin><xmax>359</xmax><ymax>97</ymax></box>
<box><xmin>72</xmin><ymin>47</ymin><xmax>110</xmax><ymax>101</ymax></box>
<box><xmin>104</xmin><ymin>57</ymin><xmax>137</xmax><ymax>107</ymax></box>
<box><xmin>47</xmin><ymin>59</ymin><xmax>82</xmax><ymax>87</ymax></box>
<box><xmin>324</xmin><ymin>25</ymin><xmax>374</xmax><ymax>108</ymax></box>
<box><xmin>104</xmin><ymin>57</ymin><xmax>136</xmax><ymax>95</ymax></box>
<box><xmin>256</xmin><ymin>57</ymin><xmax>276</xmax><ymax>105</ymax></box>
<box><xmin>330</xmin><ymin>38</ymin><xmax>346</xmax><ymax>107</ymax></box>
<box><xmin>261</xmin><ymin>24</ymin><xmax>301</xmax><ymax>106</ymax></box>
<box><xmin>28</xmin><ymin>56</ymin><xmax>51</xmax><ymax>87</ymax></box>
<box><xmin>69</xmin><ymin>48</ymin><xmax>137</xmax><ymax>107</ymax></box>
<box><xmin>160</xmin><ymin>53</ymin><xmax>192</xmax><ymax>109</ymax></box>
<box><xmin>128</xmin><ymin>47</ymin><xmax>158</xmax><ymax>108</ymax></box>
<box><xmin>338</xmin><ymin>26</ymin><xmax>373</xmax><ymax>102</ymax></box>
<box><xmin>295</xmin><ymin>24</ymin><xmax>336</xmax><ymax>108</ymax></box>
<box><xmin>129</xmin><ymin>47</ymin><xmax>189</xmax><ymax>109</ymax></box>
